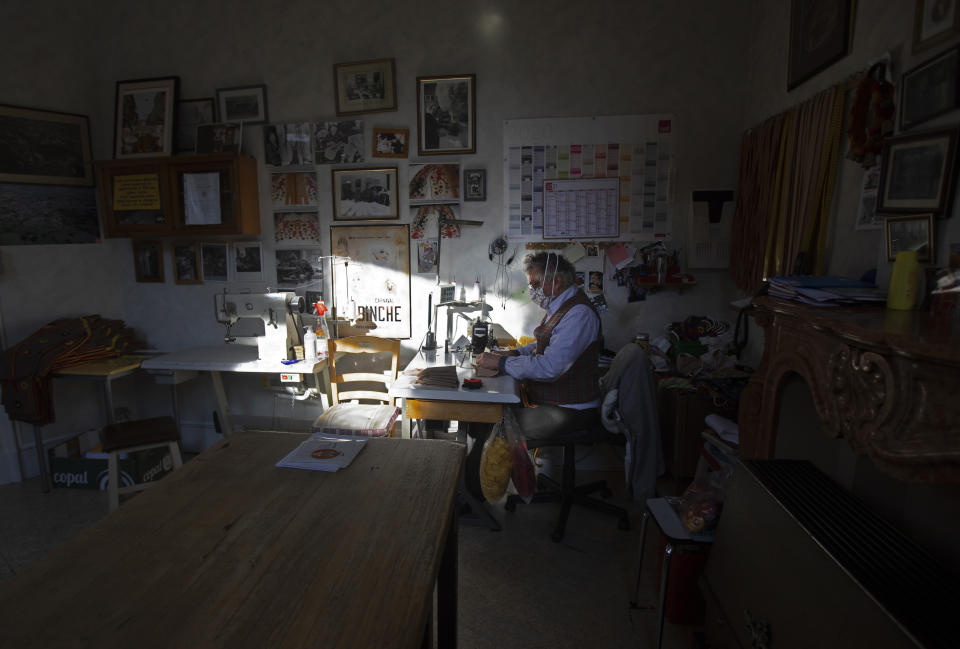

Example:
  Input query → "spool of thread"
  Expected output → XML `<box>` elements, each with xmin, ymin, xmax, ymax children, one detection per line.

<box><xmin>887</xmin><ymin>250</ymin><xmax>920</xmax><ymax>311</ymax></box>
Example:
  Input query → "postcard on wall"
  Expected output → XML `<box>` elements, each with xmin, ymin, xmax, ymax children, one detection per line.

<box><xmin>232</xmin><ymin>242</ymin><xmax>263</xmax><ymax>281</ymax></box>
<box><xmin>315</xmin><ymin>120</ymin><xmax>364</xmax><ymax>164</ymax></box>
<box><xmin>263</xmin><ymin>123</ymin><xmax>315</xmax><ymax>166</ymax></box>
<box><xmin>276</xmin><ymin>247</ymin><xmax>324</xmax><ymax>289</ymax></box>
<box><xmin>271</xmin><ymin>171</ymin><xmax>319</xmax><ymax>208</ymax></box>
<box><xmin>417</xmin><ymin>239</ymin><xmax>438</xmax><ymax>274</ymax></box>
<box><xmin>854</xmin><ymin>164</ymin><xmax>883</xmax><ymax>230</ymax></box>
<box><xmin>408</xmin><ymin>163</ymin><xmax>460</xmax><ymax>204</ymax></box>
<box><xmin>275</xmin><ymin>211</ymin><xmax>321</xmax><ymax>245</ymax></box>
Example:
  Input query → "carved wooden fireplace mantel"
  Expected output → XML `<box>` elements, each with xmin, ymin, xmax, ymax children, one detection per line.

<box><xmin>738</xmin><ymin>297</ymin><xmax>960</xmax><ymax>483</ymax></box>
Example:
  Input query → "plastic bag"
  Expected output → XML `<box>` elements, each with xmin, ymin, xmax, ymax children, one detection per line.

<box><xmin>479</xmin><ymin>423</ymin><xmax>513</xmax><ymax>502</ymax></box>
<box><xmin>503</xmin><ymin>407</ymin><xmax>535</xmax><ymax>503</ymax></box>
<box><xmin>680</xmin><ymin>469</ymin><xmax>730</xmax><ymax>534</ymax></box>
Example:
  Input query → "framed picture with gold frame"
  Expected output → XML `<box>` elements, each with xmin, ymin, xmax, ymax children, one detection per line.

<box><xmin>787</xmin><ymin>1</ymin><xmax>854</xmax><ymax>90</ymax></box>
<box><xmin>334</xmin><ymin>58</ymin><xmax>397</xmax><ymax>116</ymax></box>
<box><xmin>132</xmin><ymin>240</ymin><xmax>164</xmax><ymax>283</ymax></box>
<box><xmin>372</xmin><ymin>127</ymin><xmax>409</xmax><ymax>158</ymax></box>
<box><xmin>913</xmin><ymin>0</ymin><xmax>960</xmax><ymax>53</ymax></box>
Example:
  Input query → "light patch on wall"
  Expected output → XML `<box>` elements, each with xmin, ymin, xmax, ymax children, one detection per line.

<box><xmin>477</xmin><ymin>11</ymin><xmax>504</xmax><ymax>40</ymax></box>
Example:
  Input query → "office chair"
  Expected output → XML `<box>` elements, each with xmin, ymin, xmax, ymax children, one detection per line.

<box><xmin>312</xmin><ymin>335</ymin><xmax>400</xmax><ymax>437</ymax></box>
<box><xmin>101</xmin><ymin>416</ymin><xmax>183</xmax><ymax>511</ymax></box>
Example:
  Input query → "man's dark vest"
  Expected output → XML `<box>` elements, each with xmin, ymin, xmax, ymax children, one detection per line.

<box><xmin>525</xmin><ymin>289</ymin><xmax>600</xmax><ymax>406</ymax></box>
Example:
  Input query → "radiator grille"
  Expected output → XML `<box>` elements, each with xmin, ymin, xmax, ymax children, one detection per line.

<box><xmin>743</xmin><ymin>460</ymin><xmax>955</xmax><ymax>649</ymax></box>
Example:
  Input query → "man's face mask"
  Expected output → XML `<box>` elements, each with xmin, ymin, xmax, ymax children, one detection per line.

<box><xmin>527</xmin><ymin>255</ymin><xmax>557</xmax><ymax>309</ymax></box>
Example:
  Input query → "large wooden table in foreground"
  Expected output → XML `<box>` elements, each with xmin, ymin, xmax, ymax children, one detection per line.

<box><xmin>0</xmin><ymin>431</ymin><xmax>464</xmax><ymax>649</ymax></box>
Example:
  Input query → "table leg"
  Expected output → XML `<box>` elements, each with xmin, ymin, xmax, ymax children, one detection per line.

<box><xmin>437</xmin><ymin>500</ymin><xmax>458</xmax><ymax>649</ymax></box>
<box><xmin>209</xmin><ymin>371</ymin><xmax>234</xmax><ymax>435</ymax></box>
<box><xmin>103</xmin><ymin>375</ymin><xmax>117</xmax><ymax>424</ymax></box>
<box><xmin>631</xmin><ymin>509</ymin><xmax>650</xmax><ymax>607</ymax></box>
<box><xmin>401</xmin><ymin>398</ymin><xmax>411</xmax><ymax>439</ymax></box>
<box><xmin>33</xmin><ymin>425</ymin><xmax>50</xmax><ymax>494</ymax></box>
<box><xmin>656</xmin><ymin>543</ymin><xmax>674</xmax><ymax>649</ymax></box>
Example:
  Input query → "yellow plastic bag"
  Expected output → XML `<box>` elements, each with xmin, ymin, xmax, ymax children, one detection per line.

<box><xmin>479</xmin><ymin>424</ymin><xmax>513</xmax><ymax>502</ymax></box>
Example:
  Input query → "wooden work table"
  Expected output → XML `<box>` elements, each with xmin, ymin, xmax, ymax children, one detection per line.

<box><xmin>0</xmin><ymin>431</ymin><xmax>464</xmax><ymax>649</ymax></box>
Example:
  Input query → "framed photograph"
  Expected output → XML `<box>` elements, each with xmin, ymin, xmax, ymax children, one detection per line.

<box><xmin>584</xmin><ymin>244</ymin><xmax>600</xmax><ymax>257</ymax></box>
<box><xmin>900</xmin><ymin>47</ymin><xmax>960</xmax><ymax>131</ymax></box>
<box><xmin>173</xmin><ymin>242</ymin><xmax>202</xmax><ymax>284</ymax></box>
<box><xmin>416</xmin><ymin>74</ymin><xmax>476</xmax><ymax>155</ymax></box>
<box><xmin>132</xmin><ymin>240</ymin><xmax>164</xmax><ymax>283</ymax></box>
<box><xmin>0</xmin><ymin>104</ymin><xmax>92</xmax><ymax>186</ymax></box>
<box><xmin>195</xmin><ymin>122</ymin><xmax>242</xmax><ymax>154</ymax></box>
<box><xmin>114</xmin><ymin>77</ymin><xmax>179</xmax><ymax>159</ymax></box>
<box><xmin>409</xmin><ymin>163</ymin><xmax>460</xmax><ymax>204</ymax></box>
<box><xmin>176</xmin><ymin>98</ymin><xmax>214</xmax><ymax>153</ymax></box>
<box><xmin>332</xmin><ymin>167</ymin><xmax>398</xmax><ymax>221</ymax></box>
<box><xmin>372</xmin><ymin>127</ymin><xmax>409</xmax><ymax>158</ymax></box>
<box><xmin>216</xmin><ymin>85</ymin><xmax>268</xmax><ymax>125</ymax></box>
<box><xmin>914</xmin><ymin>0</ymin><xmax>960</xmax><ymax>53</ymax></box>
<box><xmin>463</xmin><ymin>168</ymin><xmax>486</xmax><ymax>201</ymax></box>
<box><xmin>787</xmin><ymin>1</ymin><xmax>854</xmax><ymax>90</ymax></box>
<box><xmin>885</xmin><ymin>214</ymin><xmax>935</xmax><ymax>262</ymax></box>
<box><xmin>330</xmin><ymin>224</ymin><xmax>411</xmax><ymax>339</ymax></box>
<box><xmin>877</xmin><ymin>128</ymin><xmax>958</xmax><ymax>215</ymax></box>
<box><xmin>315</xmin><ymin>120</ymin><xmax>364</xmax><ymax>164</ymax></box>
<box><xmin>232</xmin><ymin>241</ymin><xmax>263</xmax><ymax>281</ymax></box>
<box><xmin>334</xmin><ymin>58</ymin><xmax>397</xmax><ymax>116</ymax></box>
<box><xmin>201</xmin><ymin>242</ymin><xmax>228</xmax><ymax>282</ymax></box>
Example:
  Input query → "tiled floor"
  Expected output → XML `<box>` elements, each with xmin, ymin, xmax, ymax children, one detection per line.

<box><xmin>0</xmin><ymin>461</ymin><xmax>698</xmax><ymax>649</ymax></box>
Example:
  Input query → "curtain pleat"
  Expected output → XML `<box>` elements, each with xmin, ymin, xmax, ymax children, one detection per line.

<box><xmin>730</xmin><ymin>84</ymin><xmax>846</xmax><ymax>292</ymax></box>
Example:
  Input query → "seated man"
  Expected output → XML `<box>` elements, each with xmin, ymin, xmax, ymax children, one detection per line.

<box><xmin>476</xmin><ymin>251</ymin><xmax>601</xmax><ymax>445</ymax></box>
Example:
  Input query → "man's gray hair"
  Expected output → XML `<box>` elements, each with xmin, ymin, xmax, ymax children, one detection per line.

<box><xmin>523</xmin><ymin>251</ymin><xmax>576</xmax><ymax>290</ymax></box>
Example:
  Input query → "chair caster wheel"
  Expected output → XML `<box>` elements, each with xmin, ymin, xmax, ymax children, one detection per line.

<box><xmin>618</xmin><ymin>516</ymin><xmax>630</xmax><ymax>531</ymax></box>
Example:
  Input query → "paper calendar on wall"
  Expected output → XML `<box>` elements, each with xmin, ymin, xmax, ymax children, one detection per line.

<box><xmin>502</xmin><ymin>115</ymin><xmax>675</xmax><ymax>241</ymax></box>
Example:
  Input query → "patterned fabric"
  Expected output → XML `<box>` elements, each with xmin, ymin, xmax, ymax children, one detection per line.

<box><xmin>0</xmin><ymin>315</ymin><xmax>142</xmax><ymax>425</ymax></box>
<box><xmin>311</xmin><ymin>404</ymin><xmax>399</xmax><ymax>437</ymax></box>
<box><xmin>525</xmin><ymin>290</ymin><xmax>600</xmax><ymax>406</ymax></box>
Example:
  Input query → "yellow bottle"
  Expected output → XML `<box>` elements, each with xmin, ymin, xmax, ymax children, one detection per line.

<box><xmin>887</xmin><ymin>250</ymin><xmax>920</xmax><ymax>311</ymax></box>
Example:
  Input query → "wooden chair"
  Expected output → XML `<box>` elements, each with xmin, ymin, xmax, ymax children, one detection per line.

<box><xmin>101</xmin><ymin>416</ymin><xmax>184</xmax><ymax>511</ymax></box>
<box><xmin>312</xmin><ymin>336</ymin><xmax>401</xmax><ymax>437</ymax></box>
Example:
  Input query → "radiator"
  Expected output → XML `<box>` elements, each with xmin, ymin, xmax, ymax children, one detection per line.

<box><xmin>702</xmin><ymin>459</ymin><xmax>954</xmax><ymax>649</ymax></box>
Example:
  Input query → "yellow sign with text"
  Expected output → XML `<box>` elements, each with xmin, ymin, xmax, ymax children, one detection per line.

<box><xmin>113</xmin><ymin>173</ymin><xmax>161</xmax><ymax>210</ymax></box>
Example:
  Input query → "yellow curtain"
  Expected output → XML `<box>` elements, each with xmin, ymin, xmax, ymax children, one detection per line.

<box><xmin>731</xmin><ymin>85</ymin><xmax>846</xmax><ymax>292</ymax></box>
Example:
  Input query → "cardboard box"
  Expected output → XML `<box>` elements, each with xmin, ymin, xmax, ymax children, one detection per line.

<box><xmin>49</xmin><ymin>446</ymin><xmax>174</xmax><ymax>490</ymax></box>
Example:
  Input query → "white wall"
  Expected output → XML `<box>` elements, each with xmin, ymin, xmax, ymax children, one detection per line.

<box><xmin>0</xmin><ymin>0</ymin><xmax>753</xmax><ymax>481</ymax></box>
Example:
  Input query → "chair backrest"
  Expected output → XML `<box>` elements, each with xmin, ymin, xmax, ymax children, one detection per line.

<box><xmin>327</xmin><ymin>335</ymin><xmax>400</xmax><ymax>405</ymax></box>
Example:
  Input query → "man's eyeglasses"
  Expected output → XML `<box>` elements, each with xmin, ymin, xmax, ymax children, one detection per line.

<box><xmin>528</xmin><ymin>277</ymin><xmax>543</xmax><ymax>290</ymax></box>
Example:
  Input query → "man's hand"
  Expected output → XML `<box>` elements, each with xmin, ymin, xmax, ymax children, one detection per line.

<box><xmin>475</xmin><ymin>352</ymin><xmax>502</xmax><ymax>370</ymax></box>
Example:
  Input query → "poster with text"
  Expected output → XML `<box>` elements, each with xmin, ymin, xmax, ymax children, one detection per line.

<box><xmin>330</xmin><ymin>224</ymin><xmax>410</xmax><ymax>338</ymax></box>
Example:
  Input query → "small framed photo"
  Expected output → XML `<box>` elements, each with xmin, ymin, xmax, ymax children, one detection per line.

<box><xmin>114</xmin><ymin>77</ymin><xmax>179</xmax><ymax>159</ymax></box>
<box><xmin>877</xmin><ymin>128</ymin><xmax>958</xmax><ymax>215</ymax></box>
<box><xmin>463</xmin><ymin>168</ymin><xmax>486</xmax><ymax>201</ymax></box>
<box><xmin>787</xmin><ymin>1</ymin><xmax>854</xmax><ymax>90</ymax></box>
<box><xmin>332</xmin><ymin>167</ymin><xmax>399</xmax><ymax>221</ymax></box>
<box><xmin>201</xmin><ymin>242</ymin><xmax>228</xmax><ymax>282</ymax></box>
<box><xmin>132</xmin><ymin>240</ymin><xmax>164</xmax><ymax>283</ymax></box>
<box><xmin>416</xmin><ymin>74</ymin><xmax>476</xmax><ymax>155</ymax></box>
<box><xmin>584</xmin><ymin>244</ymin><xmax>600</xmax><ymax>257</ymax></box>
<box><xmin>885</xmin><ymin>214</ymin><xmax>935</xmax><ymax>262</ymax></box>
<box><xmin>196</xmin><ymin>122</ymin><xmax>243</xmax><ymax>154</ymax></box>
<box><xmin>232</xmin><ymin>241</ymin><xmax>263</xmax><ymax>281</ymax></box>
<box><xmin>900</xmin><ymin>47</ymin><xmax>960</xmax><ymax>131</ymax></box>
<box><xmin>315</xmin><ymin>120</ymin><xmax>364</xmax><ymax>164</ymax></box>
<box><xmin>176</xmin><ymin>98</ymin><xmax>214</xmax><ymax>153</ymax></box>
<box><xmin>334</xmin><ymin>58</ymin><xmax>397</xmax><ymax>116</ymax></box>
<box><xmin>173</xmin><ymin>242</ymin><xmax>202</xmax><ymax>284</ymax></box>
<box><xmin>372</xmin><ymin>127</ymin><xmax>409</xmax><ymax>158</ymax></box>
<box><xmin>216</xmin><ymin>85</ymin><xmax>268</xmax><ymax>125</ymax></box>
<box><xmin>588</xmin><ymin>271</ymin><xmax>604</xmax><ymax>293</ymax></box>
<box><xmin>913</xmin><ymin>0</ymin><xmax>960</xmax><ymax>54</ymax></box>
<box><xmin>0</xmin><ymin>104</ymin><xmax>92</xmax><ymax>186</ymax></box>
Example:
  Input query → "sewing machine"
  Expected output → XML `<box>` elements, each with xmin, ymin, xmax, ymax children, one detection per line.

<box><xmin>214</xmin><ymin>290</ymin><xmax>306</xmax><ymax>361</ymax></box>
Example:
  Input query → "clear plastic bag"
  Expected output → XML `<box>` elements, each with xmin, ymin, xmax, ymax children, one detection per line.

<box><xmin>479</xmin><ymin>422</ymin><xmax>513</xmax><ymax>503</ymax></box>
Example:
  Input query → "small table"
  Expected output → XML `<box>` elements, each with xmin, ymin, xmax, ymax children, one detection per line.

<box><xmin>632</xmin><ymin>497</ymin><xmax>715</xmax><ymax>649</ymax></box>
<box><xmin>33</xmin><ymin>354</ymin><xmax>148</xmax><ymax>493</ymax></box>
<box><xmin>141</xmin><ymin>345</ymin><xmax>329</xmax><ymax>436</ymax></box>
<box><xmin>0</xmin><ymin>430</ymin><xmax>464</xmax><ymax>649</ymax></box>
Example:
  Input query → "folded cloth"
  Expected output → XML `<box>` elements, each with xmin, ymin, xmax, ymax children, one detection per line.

<box><xmin>0</xmin><ymin>315</ymin><xmax>142</xmax><ymax>425</ymax></box>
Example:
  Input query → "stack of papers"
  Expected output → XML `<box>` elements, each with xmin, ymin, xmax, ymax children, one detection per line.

<box><xmin>275</xmin><ymin>433</ymin><xmax>367</xmax><ymax>472</ymax></box>
<box><xmin>768</xmin><ymin>276</ymin><xmax>885</xmax><ymax>306</ymax></box>
<box><xmin>412</xmin><ymin>365</ymin><xmax>460</xmax><ymax>388</ymax></box>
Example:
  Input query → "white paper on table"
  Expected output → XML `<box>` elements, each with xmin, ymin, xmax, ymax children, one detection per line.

<box><xmin>183</xmin><ymin>172</ymin><xmax>222</xmax><ymax>225</ymax></box>
<box><xmin>275</xmin><ymin>434</ymin><xmax>367</xmax><ymax>472</ymax></box>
